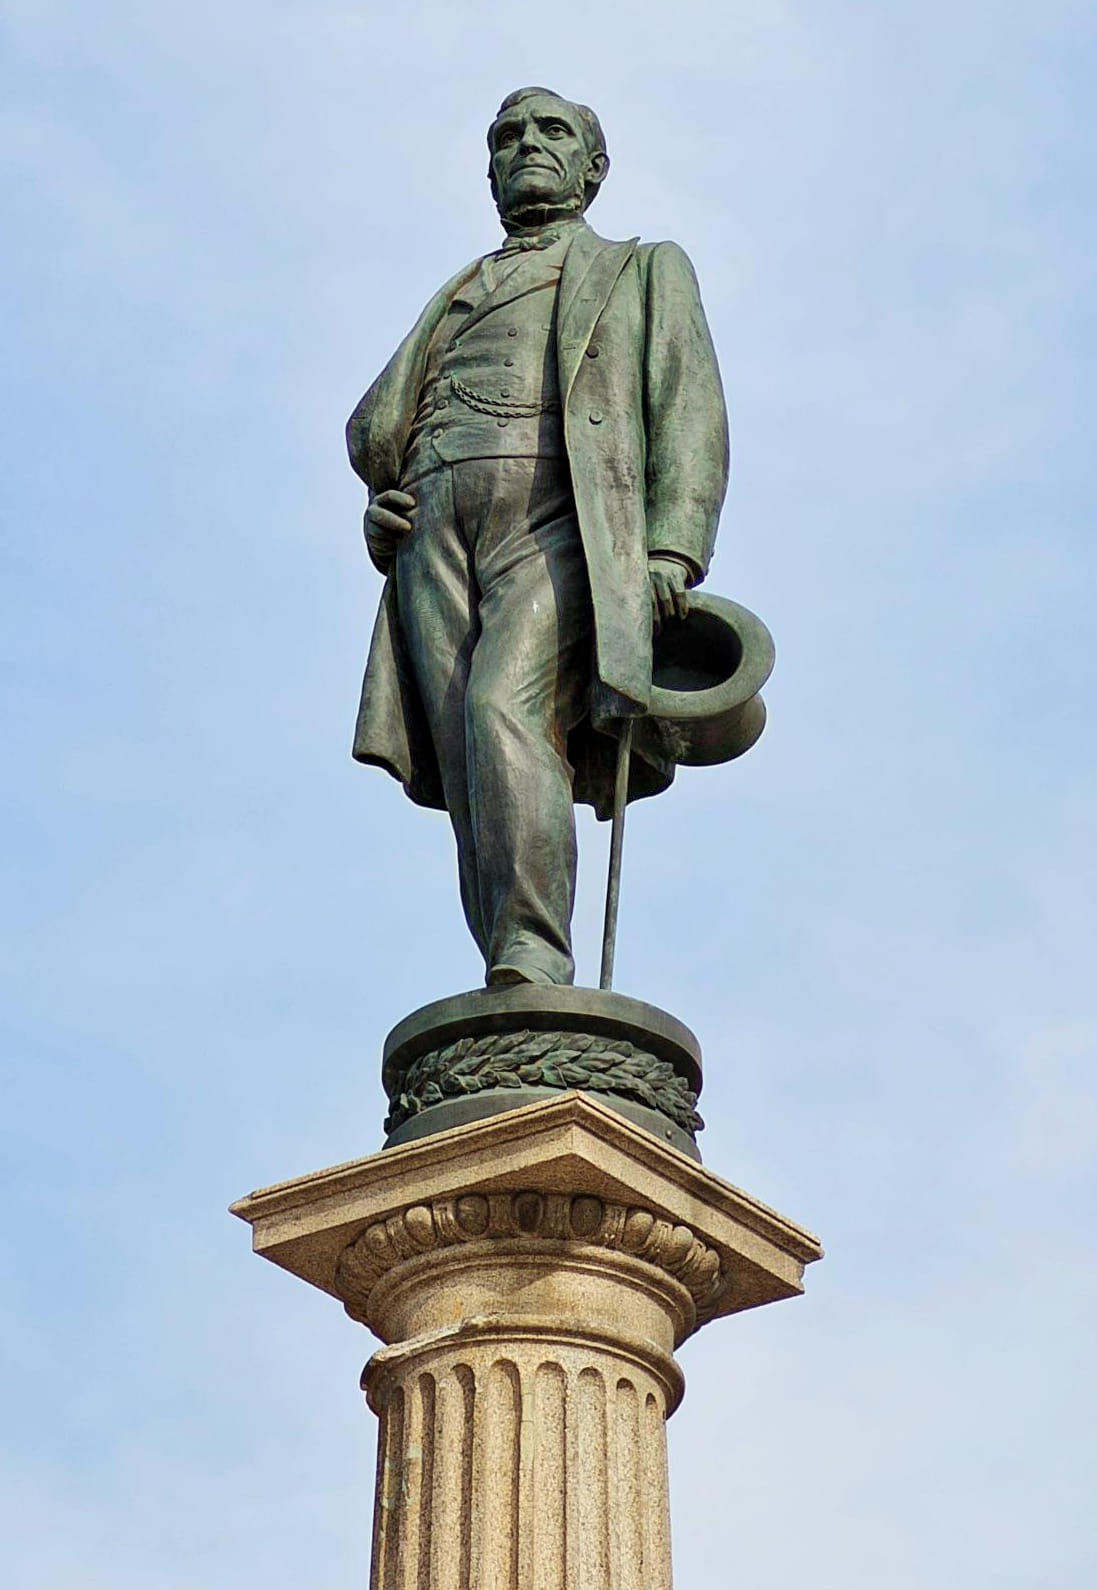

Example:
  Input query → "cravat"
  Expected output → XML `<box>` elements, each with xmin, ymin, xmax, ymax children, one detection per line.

<box><xmin>497</xmin><ymin>227</ymin><xmax>564</xmax><ymax>257</ymax></box>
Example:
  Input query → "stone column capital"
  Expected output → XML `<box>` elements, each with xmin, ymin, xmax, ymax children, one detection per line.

<box><xmin>336</xmin><ymin>1188</ymin><xmax>722</xmax><ymax>1334</ymax></box>
<box><xmin>231</xmin><ymin>1091</ymin><xmax>822</xmax><ymax>1323</ymax></box>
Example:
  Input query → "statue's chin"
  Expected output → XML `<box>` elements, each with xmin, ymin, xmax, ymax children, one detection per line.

<box><xmin>498</xmin><ymin>175</ymin><xmax>585</xmax><ymax>227</ymax></box>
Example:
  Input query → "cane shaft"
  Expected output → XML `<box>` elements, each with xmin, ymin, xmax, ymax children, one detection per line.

<box><xmin>599</xmin><ymin>718</ymin><xmax>634</xmax><ymax>991</ymax></box>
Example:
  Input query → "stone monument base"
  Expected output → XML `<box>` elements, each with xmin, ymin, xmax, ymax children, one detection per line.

<box><xmin>231</xmin><ymin>1093</ymin><xmax>822</xmax><ymax>1590</ymax></box>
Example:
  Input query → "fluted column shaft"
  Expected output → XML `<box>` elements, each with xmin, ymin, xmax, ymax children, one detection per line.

<box><xmin>367</xmin><ymin>1334</ymin><xmax>672</xmax><ymax>1590</ymax></box>
<box><xmin>336</xmin><ymin>1190</ymin><xmax>722</xmax><ymax>1590</ymax></box>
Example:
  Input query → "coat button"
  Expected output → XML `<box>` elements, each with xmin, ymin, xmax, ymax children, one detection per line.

<box><xmin>507</xmin><ymin>327</ymin><xmax>518</xmax><ymax>337</ymax></box>
<box><xmin>586</xmin><ymin>345</ymin><xmax>600</xmax><ymax>358</ymax></box>
<box><xmin>589</xmin><ymin>410</ymin><xmax>604</xmax><ymax>424</ymax></box>
<box><xmin>503</xmin><ymin>356</ymin><xmax>515</xmax><ymax>367</ymax></box>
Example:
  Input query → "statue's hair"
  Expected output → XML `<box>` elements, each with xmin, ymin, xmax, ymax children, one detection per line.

<box><xmin>487</xmin><ymin>87</ymin><xmax>608</xmax><ymax>210</ymax></box>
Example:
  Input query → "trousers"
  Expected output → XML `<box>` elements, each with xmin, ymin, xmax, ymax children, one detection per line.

<box><xmin>395</xmin><ymin>454</ymin><xmax>592</xmax><ymax>985</ymax></box>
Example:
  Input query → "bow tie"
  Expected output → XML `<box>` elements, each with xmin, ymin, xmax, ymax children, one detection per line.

<box><xmin>497</xmin><ymin>228</ymin><xmax>563</xmax><ymax>256</ymax></box>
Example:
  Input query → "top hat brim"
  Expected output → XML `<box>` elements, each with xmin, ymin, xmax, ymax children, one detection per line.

<box><xmin>648</xmin><ymin>592</ymin><xmax>775</xmax><ymax>766</ymax></box>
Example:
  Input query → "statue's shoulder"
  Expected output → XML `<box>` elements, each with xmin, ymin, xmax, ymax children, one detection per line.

<box><xmin>633</xmin><ymin>240</ymin><xmax>707</xmax><ymax>303</ymax></box>
<box><xmin>634</xmin><ymin>238</ymin><xmax>697</xmax><ymax>269</ymax></box>
<box><xmin>563</xmin><ymin>225</ymin><xmax>640</xmax><ymax>274</ymax></box>
<box><xmin>427</xmin><ymin>254</ymin><xmax>486</xmax><ymax>304</ymax></box>
<box><xmin>578</xmin><ymin>230</ymin><xmax>698</xmax><ymax>280</ymax></box>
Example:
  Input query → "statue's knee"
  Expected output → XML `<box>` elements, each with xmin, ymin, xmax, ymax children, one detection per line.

<box><xmin>466</xmin><ymin>676</ymin><xmax>515</xmax><ymax>731</ymax></box>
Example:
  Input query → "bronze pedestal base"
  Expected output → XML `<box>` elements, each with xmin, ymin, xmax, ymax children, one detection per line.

<box><xmin>382</xmin><ymin>986</ymin><xmax>704</xmax><ymax>1159</ymax></box>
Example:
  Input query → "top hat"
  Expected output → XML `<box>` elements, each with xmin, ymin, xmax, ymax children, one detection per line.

<box><xmin>648</xmin><ymin>592</ymin><xmax>775</xmax><ymax>766</ymax></box>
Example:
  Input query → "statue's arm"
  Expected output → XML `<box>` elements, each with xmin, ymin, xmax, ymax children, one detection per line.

<box><xmin>346</xmin><ymin>258</ymin><xmax>483</xmax><ymax>490</ymax></box>
<box><xmin>346</xmin><ymin>379</ymin><xmax>382</xmax><ymax>486</ymax></box>
<box><xmin>346</xmin><ymin>260</ymin><xmax>483</xmax><ymax>574</ymax></box>
<box><xmin>641</xmin><ymin>241</ymin><xmax>730</xmax><ymax>584</ymax></box>
<box><xmin>345</xmin><ymin>374</ymin><xmax>416</xmax><ymax>574</ymax></box>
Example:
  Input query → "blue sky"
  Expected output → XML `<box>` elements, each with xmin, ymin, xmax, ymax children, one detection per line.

<box><xmin>2</xmin><ymin>1</ymin><xmax>1095</xmax><ymax>1585</ymax></box>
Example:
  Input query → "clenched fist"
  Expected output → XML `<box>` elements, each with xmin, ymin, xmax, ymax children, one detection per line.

<box><xmin>364</xmin><ymin>489</ymin><xmax>417</xmax><ymax>572</ymax></box>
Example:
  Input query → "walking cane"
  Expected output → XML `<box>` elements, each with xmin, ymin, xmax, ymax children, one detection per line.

<box><xmin>599</xmin><ymin>717</ymin><xmax>635</xmax><ymax>991</ymax></box>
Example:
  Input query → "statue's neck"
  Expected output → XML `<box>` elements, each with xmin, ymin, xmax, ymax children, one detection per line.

<box><xmin>500</xmin><ymin>205</ymin><xmax>586</xmax><ymax>238</ymax></box>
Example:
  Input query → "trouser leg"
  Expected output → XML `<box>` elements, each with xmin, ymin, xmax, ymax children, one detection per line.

<box><xmin>393</xmin><ymin>466</ymin><xmax>487</xmax><ymax>954</ymax></box>
<box><xmin>456</xmin><ymin>456</ymin><xmax>592</xmax><ymax>986</ymax></box>
<box><xmin>396</xmin><ymin>455</ymin><xmax>592</xmax><ymax>986</ymax></box>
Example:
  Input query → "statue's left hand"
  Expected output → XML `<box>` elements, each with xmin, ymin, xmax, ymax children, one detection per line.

<box><xmin>648</xmin><ymin>556</ymin><xmax>690</xmax><ymax>628</ymax></box>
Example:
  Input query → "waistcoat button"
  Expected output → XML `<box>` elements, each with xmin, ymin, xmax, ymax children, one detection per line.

<box><xmin>500</xmin><ymin>388</ymin><xmax>511</xmax><ymax>398</ymax></box>
<box><xmin>507</xmin><ymin>327</ymin><xmax>518</xmax><ymax>337</ymax></box>
<box><xmin>497</xmin><ymin>418</ymin><xmax>509</xmax><ymax>428</ymax></box>
<box><xmin>589</xmin><ymin>410</ymin><xmax>604</xmax><ymax>424</ymax></box>
<box><xmin>503</xmin><ymin>357</ymin><xmax>515</xmax><ymax>367</ymax></box>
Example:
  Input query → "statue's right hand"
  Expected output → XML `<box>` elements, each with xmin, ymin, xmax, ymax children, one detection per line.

<box><xmin>365</xmin><ymin>489</ymin><xmax>417</xmax><ymax>572</ymax></box>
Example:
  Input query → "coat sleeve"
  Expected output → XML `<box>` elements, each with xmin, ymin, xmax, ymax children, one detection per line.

<box><xmin>346</xmin><ymin>257</ymin><xmax>484</xmax><ymax>492</ymax></box>
<box><xmin>346</xmin><ymin>379</ymin><xmax>383</xmax><ymax>487</ymax></box>
<box><xmin>641</xmin><ymin>242</ymin><xmax>730</xmax><ymax>581</ymax></box>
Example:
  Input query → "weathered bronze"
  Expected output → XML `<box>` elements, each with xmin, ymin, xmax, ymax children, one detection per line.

<box><xmin>381</xmin><ymin>984</ymin><xmax>704</xmax><ymax>1157</ymax></box>
<box><xmin>347</xmin><ymin>86</ymin><xmax>755</xmax><ymax>994</ymax></box>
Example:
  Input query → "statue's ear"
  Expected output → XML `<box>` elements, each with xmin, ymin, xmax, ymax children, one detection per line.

<box><xmin>582</xmin><ymin>151</ymin><xmax>610</xmax><ymax>211</ymax></box>
<box><xmin>587</xmin><ymin>151</ymin><xmax>610</xmax><ymax>186</ymax></box>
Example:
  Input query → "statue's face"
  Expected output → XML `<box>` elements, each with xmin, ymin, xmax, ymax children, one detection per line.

<box><xmin>489</xmin><ymin>94</ymin><xmax>605</xmax><ymax>219</ymax></box>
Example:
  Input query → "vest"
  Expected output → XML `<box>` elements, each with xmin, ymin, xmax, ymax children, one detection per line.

<box><xmin>401</xmin><ymin>251</ymin><xmax>565</xmax><ymax>483</ymax></box>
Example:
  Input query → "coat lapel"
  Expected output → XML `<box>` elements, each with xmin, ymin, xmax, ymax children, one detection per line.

<box><xmin>556</xmin><ymin>227</ymin><xmax>640</xmax><ymax>398</ymax></box>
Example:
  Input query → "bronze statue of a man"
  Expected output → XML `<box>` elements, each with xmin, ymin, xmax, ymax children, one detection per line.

<box><xmin>347</xmin><ymin>87</ymin><xmax>729</xmax><ymax>989</ymax></box>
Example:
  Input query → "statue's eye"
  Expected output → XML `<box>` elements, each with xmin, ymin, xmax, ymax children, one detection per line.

<box><xmin>497</xmin><ymin>129</ymin><xmax>518</xmax><ymax>147</ymax></box>
<box><xmin>545</xmin><ymin>124</ymin><xmax>568</xmax><ymax>138</ymax></box>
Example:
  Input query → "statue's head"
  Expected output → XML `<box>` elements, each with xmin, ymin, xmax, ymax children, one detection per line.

<box><xmin>487</xmin><ymin>87</ymin><xmax>609</xmax><ymax>227</ymax></box>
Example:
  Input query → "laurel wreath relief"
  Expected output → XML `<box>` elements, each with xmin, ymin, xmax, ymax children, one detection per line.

<box><xmin>385</xmin><ymin>1028</ymin><xmax>704</xmax><ymax>1136</ymax></box>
